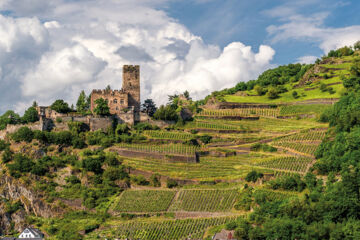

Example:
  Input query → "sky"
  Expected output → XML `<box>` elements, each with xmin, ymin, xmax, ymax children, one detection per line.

<box><xmin>0</xmin><ymin>0</ymin><xmax>360</xmax><ymax>114</ymax></box>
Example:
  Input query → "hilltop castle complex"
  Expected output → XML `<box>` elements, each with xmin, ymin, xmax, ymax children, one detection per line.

<box><xmin>33</xmin><ymin>65</ymin><xmax>144</xmax><ymax>132</ymax></box>
<box><xmin>90</xmin><ymin>65</ymin><xmax>141</xmax><ymax>118</ymax></box>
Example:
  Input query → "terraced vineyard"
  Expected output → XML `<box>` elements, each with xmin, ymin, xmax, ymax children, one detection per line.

<box><xmin>274</xmin><ymin>141</ymin><xmax>319</xmax><ymax>156</ymax></box>
<box><xmin>185</xmin><ymin>120</ymin><xmax>243</xmax><ymax>130</ymax></box>
<box><xmin>117</xmin><ymin>143</ymin><xmax>199</xmax><ymax>155</ymax></box>
<box><xmin>279</xmin><ymin>104</ymin><xmax>331</xmax><ymax>116</ymax></box>
<box><xmin>88</xmin><ymin>216</ymin><xmax>237</xmax><ymax>240</ymax></box>
<box><xmin>169</xmin><ymin>189</ymin><xmax>239</xmax><ymax>212</ymax></box>
<box><xmin>123</xmin><ymin>154</ymin><xmax>275</xmax><ymax>181</ymax></box>
<box><xmin>112</xmin><ymin>190</ymin><xmax>176</xmax><ymax>213</ymax></box>
<box><xmin>197</xmin><ymin>108</ymin><xmax>279</xmax><ymax>118</ymax></box>
<box><xmin>256</xmin><ymin>156</ymin><xmax>313</xmax><ymax>173</ymax></box>
<box><xmin>144</xmin><ymin>130</ymin><xmax>194</xmax><ymax>140</ymax></box>
<box><xmin>274</xmin><ymin>129</ymin><xmax>326</xmax><ymax>142</ymax></box>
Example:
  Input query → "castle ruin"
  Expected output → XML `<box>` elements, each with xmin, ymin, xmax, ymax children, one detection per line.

<box><xmin>90</xmin><ymin>65</ymin><xmax>141</xmax><ymax>124</ymax></box>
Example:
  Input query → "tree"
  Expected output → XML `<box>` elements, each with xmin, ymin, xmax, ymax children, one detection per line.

<box><xmin>105</xmin><ymin>85</ymin><xmax>111</xmax><ymax>91</ymax></box>
<box><xmin>32</xmin><ymin>101</ymin><xmax>38</xmax><ymax>107</ymax></box>
<box><xmin>254</xmin><ymin>85</ymin><xmax>266</xmax><ymax>96</ymax></box>
<box><xmin>153</xmin><ymin>105</ymin><xmax>178</xmax><ymax>121</ymax></box>
<box><xmin>22</xmin><ymin>107</ymin><xmax>39</xmax><ymax>123</ymax></box>
<box><xmin>183</xmin><ymin>90</ymin><xmax>191</xmax><ymax>100</ymax></box>
<box><xmin>50</xmin><ymin>99</ymin><xmax>71</xmax><ymax>113</ymax></box>
<box><xmin>142</xmin><ymin>99</ymin><xmax>157</xmax><ymax>117</ymax></box>
<box><xmin>354</xmin><ymin>41</ymin><xmax>360</xmax><ymax>51</ymax></box>
<box><xmin>266</xmin><ymin>87</ymin><xmax>279</xmax><ymax>99</ymax></box>
<box><xmin>76</xmin><ymin>90</ymin><xmax>89</xmax><ymax>113</ymax></box>
<box><xmin>93</xmin><ymin>98</ymin><xmax>110</xmax><ymax>116</ymax></box>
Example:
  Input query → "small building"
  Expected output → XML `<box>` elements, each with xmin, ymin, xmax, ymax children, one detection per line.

<box><xmin>17</xmin><ymin>227</ymin><xmax>44</xmax><ymax>240</ymax></box>
<box><xmin>212</xmin><ymin>229</ymin><xmax>237</xmax><ymax>240</ymax></box>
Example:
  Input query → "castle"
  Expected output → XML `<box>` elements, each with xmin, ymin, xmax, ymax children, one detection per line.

<box><xmin>34</xmin><ymin>65</ymin><xmax>144</xmax><ymax>131</ymax></box>
<box><xmin>90</xmin><ymin>65</ymin><xmax>141</xmax><ymax>118</ymax></box>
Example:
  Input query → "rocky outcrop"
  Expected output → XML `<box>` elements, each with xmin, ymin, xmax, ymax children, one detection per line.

<box><xmin>0</xmin><ymin>173</ymin><xmax>63</xmax><ymax>234</ymax></box>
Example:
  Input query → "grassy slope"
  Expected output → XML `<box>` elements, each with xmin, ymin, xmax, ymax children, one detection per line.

<box><xmin>224</xmin><ymin>56</ymin><xmax>354</xmax><ymax>104</ymax></box>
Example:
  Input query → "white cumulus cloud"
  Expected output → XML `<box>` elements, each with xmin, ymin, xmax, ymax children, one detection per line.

<box><xmin>0</xmin><ymin>0</ymin><xmax>275</xmax><ymax>113</ymax></box>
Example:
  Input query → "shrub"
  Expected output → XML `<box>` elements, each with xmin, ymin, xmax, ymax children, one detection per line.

<box><xmin>56</xmin><ymin>117</ymin><xmax>63</xmax><ymax>123</ymax></box>
<box><xmin>150</xmin><ymin>174</ymin><xmax>161</xmax><ymax>187</ymax></box>
<box><xmin>245</xmin><ymin>170</ymin><xmax>263</xmax><ymax>183</ymax></box>
<box><xmin>7</xmin><ymin>154</ymin><xmax>34</xmax><ymax>177</ymax></box>
<box><xmin>100</xmin><ymin>137</ymin><xmax>114</xmax><ymax>148</ymax></box>
<box><xmin>11</xmin><ymin>127</ymin><xmax>34</xmax><ymax>142</ymax></box>
<box><xmin>72</xmin><ymin>136</ymin><xmax>86</xmax><ymax>149</ymax></box>
<box><xmin>1</xmin><ymin>148</ymin><xmax>13</xmax><ymax>163</ymax></box>
<box><xmin>199</xmin><ymin>135</ymin><xmax>212</xmax><ymax>144</ymax></box>
<box><xmin>320</xmin><ymin>83</ymin><xmax>327</xmax><ymax>92</ymax></box>
<box><xmin>131</xmin><ymin>175</ymin><xmax>149</xmax><ymax>186</ymax></box>
<box><xmin>292</xmin><ymin>91</ymin><xmax>299</xmax><ymax>99</ymax></box>
<box><xmin>166</xmin><ymin>179</ymin><xmax>178</xmax><ymax>188</ymax></box>
<box><xmin>269</xmin><ymin>175</ymin><xmax>305</xmax><ymax>191</ymax></box>
<box><xmin>65</xmin><ymin>175</ymin><xmax>81</xmax><ymax>184</ymax></box>
<box><xmin>104</xmin><ymin>166</ymin><xmax>127</xmax><ymax>181</ymax></box>
<box><xmin>82</xmin><ymin>157</ymin><xmax>103</xmax><ymax>174</ymax></box>
<box><xmin>253</xmin><ymin>85</ymin><xmax>265</xmax><ymax>96</ymax></box>
<box><xmin>250</xmin><ymin>143</ymin><xmax>277</xmax><ymax>152</ymax></box>
<box><xmin>266</xmin><ymin>87</ymin><xmax>279</xmax><ymax>99</ymax></box>
<box><xmin>0</xmin><ymin>140</ymin><xmax>9</xmax><ymax>151</ymax></box>
<box><xmin>115</xmin><ymin>123</ymin><xmax>130</xmax><ymax>136</ymax></box>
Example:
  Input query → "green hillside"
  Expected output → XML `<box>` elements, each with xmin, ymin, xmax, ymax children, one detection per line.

<box><xmin>1</xmin><ymin>45</ymin><xmax>360</xmax><ymax>239</ymax></box>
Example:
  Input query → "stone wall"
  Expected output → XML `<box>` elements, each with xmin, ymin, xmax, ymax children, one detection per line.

<box><xmin>89</xmin><ymin>117</ymin><xmax>113</xmax><ymax>131</ymax></box>
<box><xmin>90</xmin><ymin>89</ymin><xmax>129</xmax><ymax>115</ymax></box>
<box><xmin>110</xmin><ymin>148</ymin><xmax>199</xmax><ymax>163</ymax></box>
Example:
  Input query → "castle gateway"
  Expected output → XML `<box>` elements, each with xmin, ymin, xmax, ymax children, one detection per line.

<box><xmin>90</xmin><ymin>65</ymin><xmax>141</xmax><ymax>124</ymax></box>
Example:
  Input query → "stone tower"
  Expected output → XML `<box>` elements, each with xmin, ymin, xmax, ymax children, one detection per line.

<box><xmin>122</xmin><ymin>65</ymin><xmax>140</xmax><ymax>111</ymax></box>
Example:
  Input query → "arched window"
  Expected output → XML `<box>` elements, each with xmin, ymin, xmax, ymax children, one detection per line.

<box><xmin>120</xmin><ymin>99</ymin><xmax>124</xmax><ymax>105</ymax></box>
<box><xmin>113</xmin><ymin>99</ymin><xmax>118</xmax><ymax>103</ymax></box>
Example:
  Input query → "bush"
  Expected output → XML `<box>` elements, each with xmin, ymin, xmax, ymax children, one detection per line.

<box><xmin>131</xmin><ymin>175</ymin><xmax>149</xmax><ymax>185</ymax></box>
<box><xmin>0</xmin><ymin>140</ymin><xmax>9</xmax><ymax>151</ymax></box>
<box><xmin>254</xmin><ymin>85</ymin><xmax>266</xmax><ymax>96</ymax></box>
<box><xmin>245</xmin><ymin>170</ymin><xmax>264</xmax><ymax>183</ymax></box>
<box><xmin>11</xmin><ymin>127</ymin><xmax>34</xmax><ymax>142</ymax></box>
<box><xmin>7</xmin><ymin>154</ymin><xmax>34</xmax><ymax>177</ymax></box>
<box><xmin>1</xmin><ymin>148</ymin><xmax>13</xmax><ymax>163</ymax></box>
<box><xmin>115</xmin><ymin>124</ymin><xmax>130</xmax><ymax>136</ymax></box>
<box><xmin>72</xmin><ymin>136</ymin><xmax>86</xmax><ymax>149</ymax></box>
<box><xmin>104</xmin><ymin>166</ymin><xmax>127</xmax><ymax>181</ymax></box>
<box><xmin>269</xmin><ymin>175</ymin><xmax>305</xmax><ymax>191</ymax></box>
<box><xmin>82</xmin><ymin>157</ymin><xmax>103</xmax><ymax>174</ymax></box>
<box><xmin>65</xmin><ymin>175</ymin><xmax>81</xmax><ymax>184</ymax></box>
<box><xmin>250</xmin><ymin>143</ymin><xmax>277</xmax><ymax>152</ymax></box>
<box><xmin>320</xmin><ymin>83</ymin><xmax>327</xmax><ymax>92</ymax></box>
<box><xmin>292</xmin><ymin>91</ymin><xmax>299</xmax><ymax>99</ymax></box>
<box><xmin>56</xmin><ymin>117</ymin><xmax>63</xmax><ymax>123</ymax></box>
<box><xmin>199</xmin><ymin>135</ymin><xmax>212</xmax><ymax>144</ymax></box>
<box><xmin>150</xmin><ymin>174</ymin><xmax>161</xmax><ymax>187</ymax></box>
<box><xmin>266</xmin><ymin>87</ymin><xmax>279</xmax><ymax>99</ymax></box>
<box><xmin>166</xmin><ymin>179</ymin><xmax>178</xmax><ymax>188</ymax></box>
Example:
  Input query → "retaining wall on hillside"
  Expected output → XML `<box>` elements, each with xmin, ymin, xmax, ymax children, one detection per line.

<box><xmin>110</xmin><ymin>147</ymin><xmax>199</xmax><ymax>163</ymax></box>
